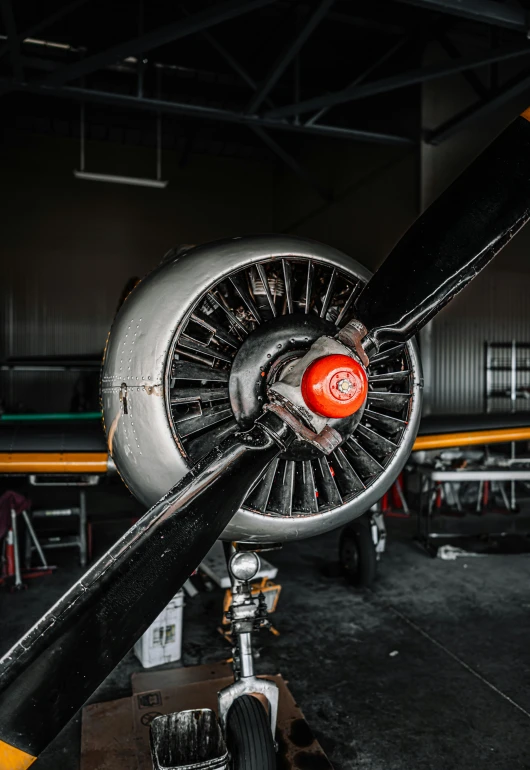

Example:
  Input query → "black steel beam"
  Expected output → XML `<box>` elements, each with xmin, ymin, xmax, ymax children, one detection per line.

<box><xmin>437</xmin><ymin>33</ymin><xmax>489</xmax><ymax>100</ymax></box>
<box><xmin>246</xmin><ymin>0</ymin><xmax>335</xmax><ymax>114</ymax></box>
<box><xmin>425</xmin><ymin>69</ymin><xmax>530</xmax><ymax>144</ymax></box>
<box><xmin>265</xmin><ymin>43</ymin><xmax>530</xmax><ymax>119</ymax></box>
<box><xmin>180</xmin><ymin>4</ymin><xmax>267</xmax><ymax>97</ymax></box>
<box><xmin>6</xmin><ymin>80</ymin><xmax>414</xmax><ymax>145</ymax></box>
<box><xmin>307</xmin><ymin>15</ymin><xmax>447</xmax><ymax>126</ymax></box>
<box><xmin>327</xmin><ymin>10</ymin><xmax>404</xmax><ymax>35</ymax></box>
<box><xmin>198</xmin><ymin>27</ymin><xmax>259</xmax><ymax>93</ymax></box>
<box><xmin>0</xmin><ymin>0</ymin><xmax>90</xmax><ymax>60</ymax></box>
<box><xmin>251</xmin><ymin>125</ymin><xmax>332</xmax><ymax>199</ymax></box>
<box><xmin>394</xmin><ymin>0</ymin><xmax>528</xmax><ymax>32</ymax></box>
<box><xmin>189</xmin><ymin>14</ymin><xmax>329</xmax><ymax>199</ymax></box>
<box><xmin>43</xmin><ymin>0</ymin><xmax>278</xmax><ymax>87</ymax></box>
<box><xmin>0</xmin><ymin>0</ymin><xmax>23</xmax><ymax>80</ymax></box>
<box><xmin>306</xmin><ymin>34</ymin><xmax>410</xmax><ymax>126</ymax></box>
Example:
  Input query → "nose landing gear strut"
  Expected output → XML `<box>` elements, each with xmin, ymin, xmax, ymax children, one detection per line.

<box><xmin>149</xmin><ymin>545</ymin><xmax>279</xmax><ymax>770</ymax></box>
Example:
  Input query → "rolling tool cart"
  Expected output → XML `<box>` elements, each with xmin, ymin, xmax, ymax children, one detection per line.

<box><xmin>0</xmin><ymin>491</ymin><xmax>52</xmax><ymax>590</ymax></box>
<box><xmin>25</xmin><ymin>475</ymin><xmax>96</xmax><ymax>568</ymax></box>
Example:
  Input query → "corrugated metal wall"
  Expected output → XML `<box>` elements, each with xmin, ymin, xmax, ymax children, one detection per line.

<box><xmin>421</xmin><ymin>48</ymin><xmax>530</xmax><ymax>416</ymax></box>
<box><xmin>0</xmin><ymin>261</ymin><xmax>120</xmax><ymax>413</ymax></box>
<box><xmin>0</xmin><ymin>130</ymin><xmax>274</xmax><ymax>414</ymax></box>
<box><xmin>426</xmin><ymin>269</ymin><xmax>530</xmax><ymax>414</ymax></box>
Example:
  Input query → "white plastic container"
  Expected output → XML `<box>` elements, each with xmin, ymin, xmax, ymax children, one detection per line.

<box><xmin>134</xmin><ymin>590</ymin><xmax>184</xmax><ymax>668</ymax></box>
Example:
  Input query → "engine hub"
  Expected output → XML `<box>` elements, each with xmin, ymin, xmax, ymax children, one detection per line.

<box><xmin>301</xmin><ymin>354</ymin><xmax>368</xmax><ymax>418</ymax></box>
<box><xmin>229</xmin><ymin>314</ymin><xmax>339</xmax><ymax>460</ymax></box>
<box><xmin>229</xmin><ymin>314</ymin><xmax>369</xmax><ymax>461</ymax></box>
<box><xmin>229</xmin><ymin>314</ymin><xmax>335</xmax><ymax>429</ymax></box>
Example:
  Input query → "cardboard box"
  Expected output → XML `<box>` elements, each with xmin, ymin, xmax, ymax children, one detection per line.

<box><xmin>81</xmin><ymin>663</ymin><xmax>333</xmax><ymax>770</ymax></box>
<box><xmin>134</xmin><ymin>590</ymin><xmax>184</xmax><ymax>668</ymax></box>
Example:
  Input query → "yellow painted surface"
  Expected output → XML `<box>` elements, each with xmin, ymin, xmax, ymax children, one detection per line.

<box><xmin>0</xmin><ymin>452</ymin><xmax>108</xmax><ymax>473</ymax></box>
<box><xmin>520</xmin><ymin>107</ymin><xmax>530</xmax><ymax>122</ymax></box>
<box><xmin>0</xmin><ymin>740</ymin><xmax>36</xmax><ymax>770</ymax></box>
<box><xmin>413</xmin><ymin>426</ymin><xmax>530</xmax><ymax>451</ymax></box>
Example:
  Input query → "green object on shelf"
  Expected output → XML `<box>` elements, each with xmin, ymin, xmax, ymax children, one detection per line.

<box><xmin>0</xmin><ymin>412</ymin><xmax>102</xmax><ymax>422</ymax></box>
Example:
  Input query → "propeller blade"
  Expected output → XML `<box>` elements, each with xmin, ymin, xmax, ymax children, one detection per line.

<box><xmin>0</xmin><ymin>412</ymin><xmax>292</xmax><ymax>763</ymax></box>
<box><xmin>355</xmin><ymin>111</ymin><xmax>530</xmax><ymax>351</ymax></box>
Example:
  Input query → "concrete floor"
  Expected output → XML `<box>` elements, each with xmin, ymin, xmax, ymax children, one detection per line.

<box><xmin>1</xmin><ymin>482</ymin><xmax>530</xmax><ymax>770</ymax></box>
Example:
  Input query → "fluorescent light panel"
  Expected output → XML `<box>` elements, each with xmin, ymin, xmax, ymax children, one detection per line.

<box><xmin>74</xmin><ymin>170</ymin><xmax>168</xmax><ymax>188</ymax></box>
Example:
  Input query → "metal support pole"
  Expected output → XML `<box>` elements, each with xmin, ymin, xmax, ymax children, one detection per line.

<box><xmin>137</xmin><ymin>0</ymin><xmax>145</xmax><ymax>98</ymax></box>
<box><xmin>499</xmin><ymin>482</ymin><xmax>511</xmax><ymax>511</ymax></box>
<box><xmin>22</xmin><ymin>511</ymin><xmax>48</xmax><ymax>569</ymax></box>
<box><xmin>294</xmin><ymin>54</ymin><xmax>300</xmax><ymax>126</ymax></box>
<box><xmin>10</xmin><ymin>509</ymin><xmax>23</xmax><ymax>589</ymax></box>
<box><xmin>451</xmin><ymin>482</ymin><xmax>462</xmax><ymax>513</ymax></box>
<box><xmin>156</xmin><ymin>114</ymin><xmax>162</xmax><ymax>182</ymax></box>
<box><xmin>239</xmin><ymin>632</ymin><xmax>254</xmax><ymax>678</ymax></box>
<box><xmin>156</xmin><ymin>67</ymin><xmax>162</xmax><ymax>182</ymax></box>
<box><xmin>79</xmin><ymin>489</ymin><xmax>87</xmax><ymax>568</ymax></box>
<box><xmin>476</xmin><ymin>480</ymin><xmax>484</xmax><ymax>512</ymax></box>
<box><xmin>80</xmin><ymin>103</ymin><xmax>85</xmax><ymax>172</ymax></box>
<box><xmin>394</xmin><ymin>476</ymin><xmax>410</xmax><ymax>514</ymax></box>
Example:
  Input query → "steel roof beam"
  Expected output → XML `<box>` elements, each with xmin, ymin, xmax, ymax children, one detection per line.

<box><xmin>306</xmin><ymin>15</ymin><xmax>446</xmax><ymax>126</ymax></box>
<box><xmin>6</xmin><ymin>80</ymin><xmax>414</xmax><ymax>145</ymax></box>
<box><xmin>437</xmin><ymin>33</ymin><xmax>490</xmax><ymax>100</ymax></box>
<box><xmin>0</xmin><ymin>0</ymin><xmax>90</xmax><ymax>60</ymax></box>
<box><xmin>246</xmin><ymin>0</ymin><xmax>335</xmax><ymax>114</ymax></box>
<box><xmin>265</xmin><ymin>43</ymin><xmax>530</xmax><ymax>119</ymax></box>
<box><xmin>251</xmin><ymin>125</ymin><xmax>333</xmax><ymax>199</ymax></box>
<box><xmin>188</xmin><ymin>13</ymin><xmax>329</xmax><ymax>199</ymax></box>
<box><xmin>43</xmin><ymin>0</ymin><xmax>278</xmax><ymax>87</ymax></box>
<box><xmin>394</xmin><ymin>0</ymin><xmax>528</xmax><ymax>33</ymax></box>
<box><xmin>425</xmin><ymin>68</ymin><xmax>530</xmax><ymax>144</ymax></box>
<box><xmin>306</xmin><ymin>34</ymin><xmax>411</xmax><ymax>126</ymax></box>
<box><xmin>0</xmin><ymin>0</ymin><xmax>23</xmax><ymax>80</ymax></box>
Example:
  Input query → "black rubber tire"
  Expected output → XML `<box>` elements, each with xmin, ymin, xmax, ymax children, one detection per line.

<box><xmin>226</xmin><ymin>694</ymin><xmax>276</xmax><ymax>770</ymax></box>
<box><xmin>339</xmin><ymin>515</ymin><xmax>377</xmax><ymax>588</ymax></box>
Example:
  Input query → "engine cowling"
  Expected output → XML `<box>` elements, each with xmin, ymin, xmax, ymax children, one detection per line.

<box><xmin>101</xmin><ymin>234</ymin><xmax>422</xmax><ymax>542</ymax></box>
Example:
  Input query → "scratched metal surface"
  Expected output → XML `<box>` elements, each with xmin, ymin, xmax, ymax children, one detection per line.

<box><xmin>101</xmin><ymin>234</ymin><xmax>422</xmax><ymax>543</ymax></box>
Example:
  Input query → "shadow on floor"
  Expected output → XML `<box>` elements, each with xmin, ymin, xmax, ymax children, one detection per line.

<box><xmin>1</xmin><ymin>493</ymin><xmax>530</xmax><ymax>770</ymax></box>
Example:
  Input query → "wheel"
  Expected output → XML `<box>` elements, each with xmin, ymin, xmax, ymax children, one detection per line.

<box><xmin>339</xmin><ymin>514</ymin><xmax>377</xmax><ymax>588</ymax></box>
<box><xmin>226</xmin><ymin>694</ymin><xmax>276</xmax><ymax>770</ymax></box>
